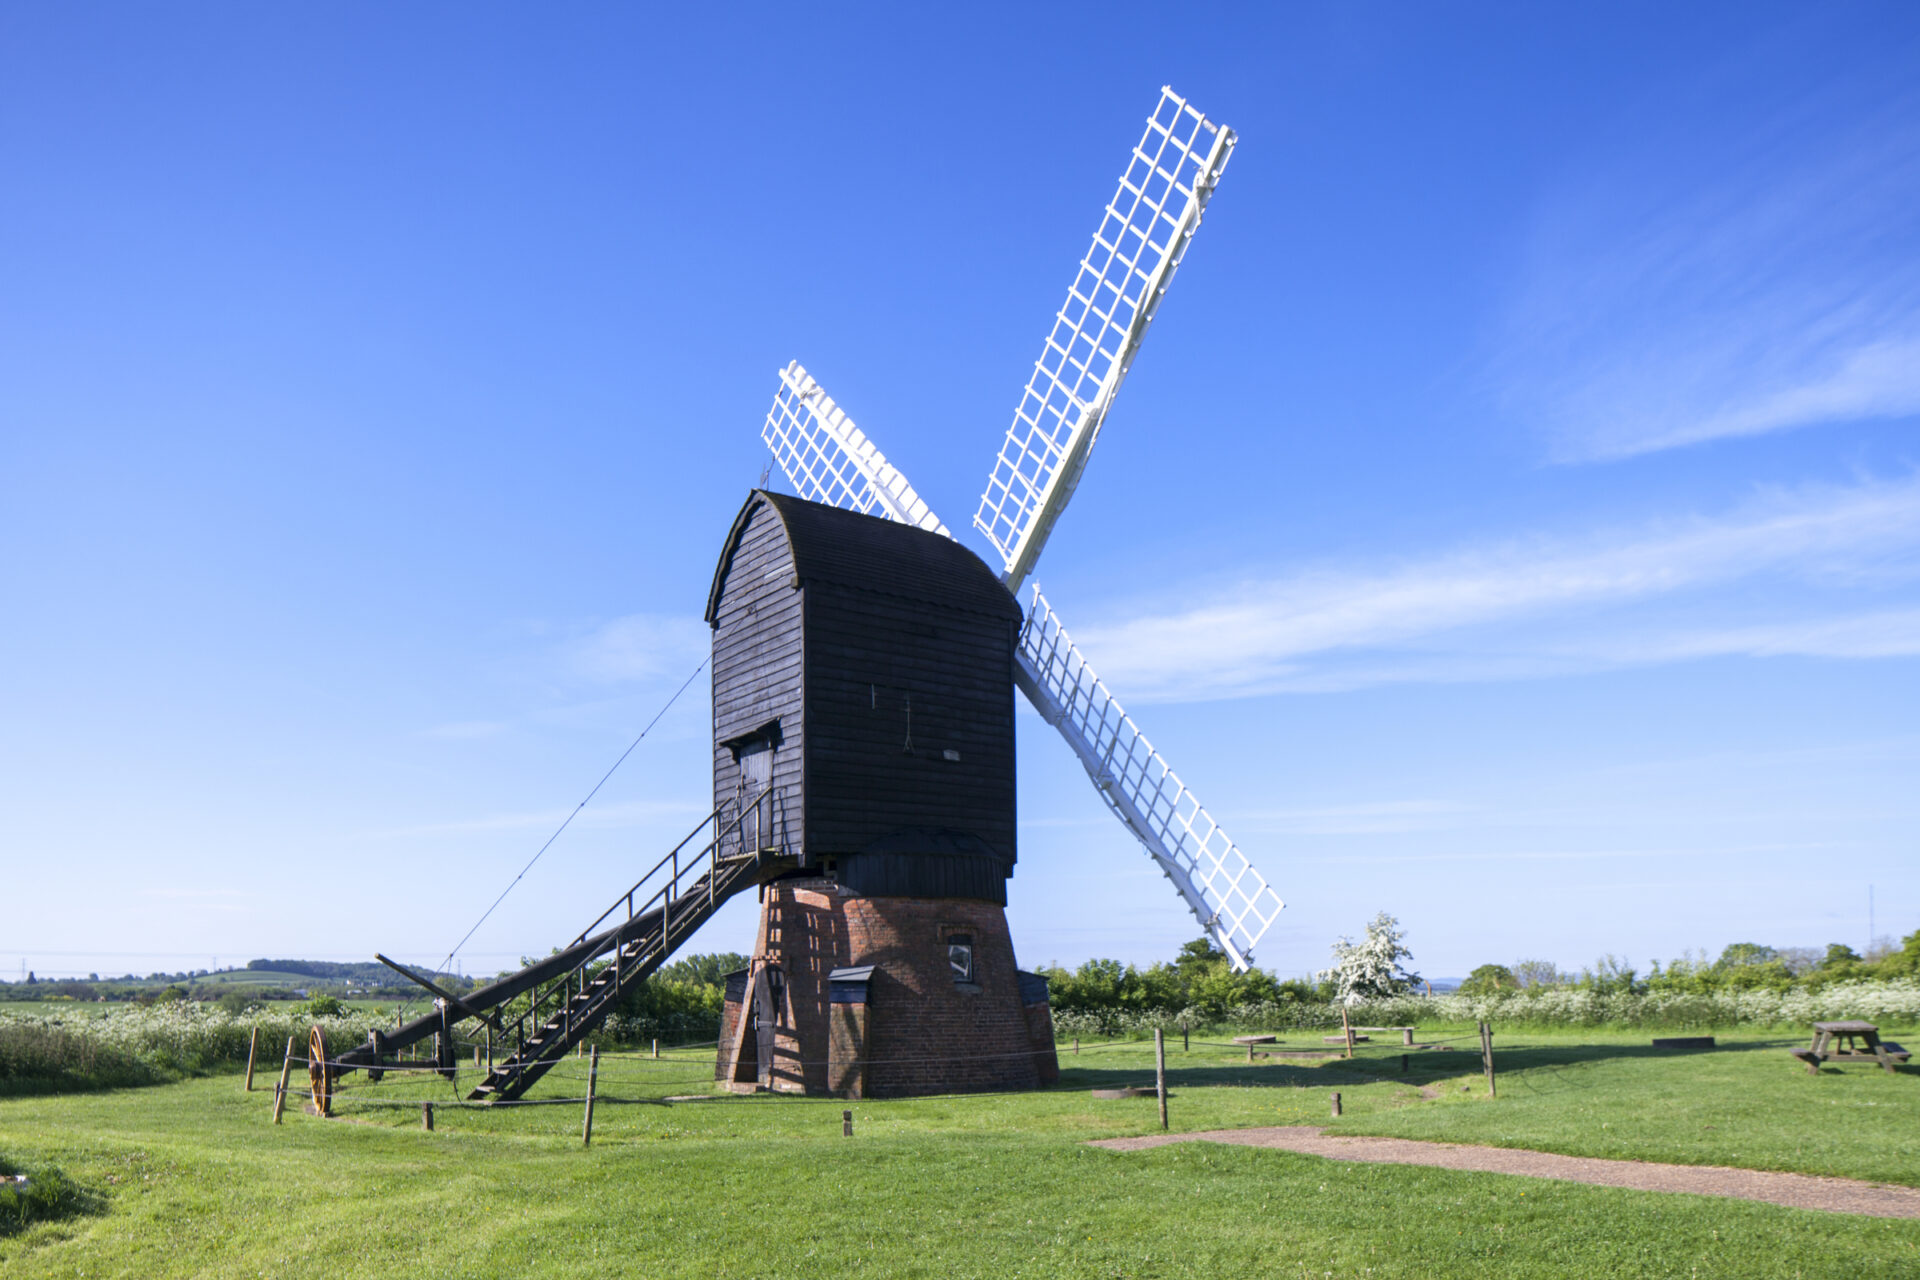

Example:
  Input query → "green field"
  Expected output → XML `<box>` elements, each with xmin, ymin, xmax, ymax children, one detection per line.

<box><xmin>2</xmin><ymin>1028</ymin><xmax>1915</xmax><ymax>1278</ymax></box>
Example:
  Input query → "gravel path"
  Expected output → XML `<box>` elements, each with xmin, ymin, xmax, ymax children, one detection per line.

<box><xmin>1089</xmin><ymin>1126</ymin><xmax>1920</xmax><ymax>1218</ymax></box>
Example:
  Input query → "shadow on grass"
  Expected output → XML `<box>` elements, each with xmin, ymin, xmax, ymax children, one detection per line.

<box><xmin>1052</xmin><ymin>1036</ymin><xmax>1823</xmax><ymax>1096</ymax></box>
<box><xmin>0</xmin><ymin>1158</ymin><xmax>106</xmax><ymax>1239</ymax></box>
<box><xmin>0</xmin><ymin>1071</ymin><xmax>169</xmax><ymax>1100</ymax></box>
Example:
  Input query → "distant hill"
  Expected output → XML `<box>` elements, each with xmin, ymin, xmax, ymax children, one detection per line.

<box><xmin>2</xmin><ymin>959</ymin><xmax>472</xmax><ymax>1002</ymax></box>
<box><xmin>246</xmin><ymin>959</ymin><xmax>458</xmax><ymax>985</ymax></box>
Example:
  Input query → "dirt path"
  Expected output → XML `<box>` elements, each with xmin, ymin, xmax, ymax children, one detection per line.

<box><xmin>1089</xmin><ymin>1126</ymin><xmax>1920</xmax><ymax>1218</ymax></box>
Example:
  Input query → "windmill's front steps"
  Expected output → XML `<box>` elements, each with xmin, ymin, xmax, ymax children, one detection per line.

<box><xmin>716</xmin><ymin>879</ymin><xmax>1058</xmax><ymax>1097</ymax></box>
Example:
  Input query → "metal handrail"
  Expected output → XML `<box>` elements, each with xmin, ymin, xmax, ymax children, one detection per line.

<box><xmin>488</xmin><ymin>785</ymin><xmax>783</xmax><ymax>1081</ymax></box>
<box><xmin>568</xmin><ymin>783</ymin><xmax>778</xmax><ymax>948</ymax></box>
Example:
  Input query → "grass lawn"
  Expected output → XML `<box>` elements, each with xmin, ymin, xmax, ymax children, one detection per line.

<box><xmin>1</xmin><ymin>1028</ymin><xmax>1915</xmax><ymax>1277</ymax></box>
<box><xmin>1330</xmin><ymin>1027</ymin><xmax>1920</xmax><ymax>1186</ymax></box>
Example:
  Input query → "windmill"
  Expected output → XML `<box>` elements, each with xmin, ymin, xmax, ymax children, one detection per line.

<box><xmin>311</xmin><ymin>86</ymin><xmax>1277</xmax><ymax>1111</ymax></box>
<box><xmin>758</xmin><ymin>86</ymin><xmax>1282</xmax><ymax>972</ymax></box>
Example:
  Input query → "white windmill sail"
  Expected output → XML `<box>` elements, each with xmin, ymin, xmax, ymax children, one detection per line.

<box><xmin>1013</xmin><ymin>586</ymin><xmax>1282</xmax><ymax>970</ymax></box>
<box><xmin>761</xmin><ymin>361</ymin><xmax>949</xmax><ymax>535</ymax></box>
<box><xmin>754</xmin><ymin>370</ymin><xmax>1283</xmax><ymax>967</ymax></box>
<box><xmin>974</xmin><ymin>87</ymin><xmax>1236</xmax><ymax>595</ymax></box>
<box><xmin>757</xmin><ymin>87</ymin><xmax>1282</xmax><ymax>969</ymax></box>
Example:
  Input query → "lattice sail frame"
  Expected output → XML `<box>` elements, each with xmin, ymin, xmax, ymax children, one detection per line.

<box><xmin>1014</xmin><ymin>586</ymin><xmax>1283</xmax><ymax>969</ymax></box>
<box><xmin>762</xmin><ymin>361</ymin><xmax>949</xmax><ymax>535</ymax></box>
<box><xmin>975</xmin><ymin>87</ymin><xmax>1236</xmax><ymax>594</ymax></box>
<box><xmin>755</xmin><ymin>87</ymin><xmax>1282</xmax><ymax>969</ymax></box>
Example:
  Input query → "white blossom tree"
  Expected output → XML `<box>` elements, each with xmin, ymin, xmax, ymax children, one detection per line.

<box><xmin>1318</xmin><ymin>911</ymin><xmax>1420</xmax><ymax>1005</ymax></box>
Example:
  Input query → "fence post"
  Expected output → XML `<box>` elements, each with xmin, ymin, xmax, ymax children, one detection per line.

<box><xmin>1182</xmin><ymin>1023</ymin><xmax>1189</xmax><ymax>1053</ymax></box>
<box><xmin>652</xmin><ymin>1039</ymin><xmax>659</xmax><ymax>1060</ymax></box>
<box><xmin>244</xmin><ymin>1027</ymin><xmax>259</xmax><ymax>1092</ymax></box>
<box><xmin>271</xmin><ymin>1036</ymin><xmax>294</xmax><ymax>1125</ymax></box>
<box><xmin>1341</xmin><ymin>1004</ymin><xmax>1355</xmax><ymax>1059</ymax></box>
<box><xmin>422</xmin><ymin>1102</ymin><xmax>434</xmax><ymax>1132</ymax></box>
<box><xmin>1154</xmin><ymin>1028</ymin><xmax>1168</xmax><ymax>1131</ymax></box>
<box><xmin>1480</xmin><ymin>1022</ymin><xmax>1497</xmax><ymax>1098</ymax></box>
<box><xmin>582</xmin><ymin>1044</ymin><xmax>600</xmax><ymax>1147</ymax></box>
<box><xmin>843</xmin><ymin>1109</ymin><xmax>853</xmax><ymax>1137</ymax></box>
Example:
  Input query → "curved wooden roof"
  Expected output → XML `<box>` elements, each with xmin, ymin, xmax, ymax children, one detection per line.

<box><xmin>705</xmin><ymin>491</ymin><xmax>1021</xmax><ymax>626</ymax></box>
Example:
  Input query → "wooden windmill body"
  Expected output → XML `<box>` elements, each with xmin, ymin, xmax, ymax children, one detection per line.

<box><xmin>705</xmin><ymin>493</ymin><xmax>1056</xmax><ymax>1096</ymax></box>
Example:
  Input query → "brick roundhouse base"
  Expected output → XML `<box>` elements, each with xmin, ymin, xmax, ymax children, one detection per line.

<box><xmin>717</xmin><ymin>881</ymin><xmax>1059</xmax><ymax>1097</ymax></box>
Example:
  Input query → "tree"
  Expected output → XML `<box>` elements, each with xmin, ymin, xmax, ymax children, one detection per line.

<box><xmin>1458</xmin><ymin>964</ymin><xmax>1515</xmax><ymax>995</ymax></box>
<box><xmin>1580</xmin><ymin>955</ymin><xmax>1640</xmax><ymax>995</ymax></box>
<box><xmin>1175</xmin><ymin>937</ymin><xmax>1227</xmax><ymax>976</ymax></box>
<box><xmin>217</xmin><ymin>990</ymin><xmax>257</xmax><ymax>1017</ymax></box>
<box><xmin>1775</xmin><ymin>947</ymin><xmax>1824</xmax><ymax>976</ymax></box>
<box><xmin>1880</xmin><ymin>930</ymin><xmax>1920</xmax><ymax>978</ymax></box>
<box><xmin>1317</xmin><ymin>912</ymin><xmax>1419</xmax><ymax>1005</ymax></box>
<box><xmin>1512</xmin><ymin>959</ymin><xmax>1565</xmax><ymax>988</ymax></box>
<box><xmin>653</xmin><ymin>952</ymin><xmax>752</xmax><ymax>987</ymax></box>
<box><xmin>1716</xmin><ymin>942</ymin><xmax>1777</xmax><ymax>969</ymax></box>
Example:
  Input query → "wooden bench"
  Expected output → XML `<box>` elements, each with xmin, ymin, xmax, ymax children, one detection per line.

<box><xmin>1789</xmin><ymin>1022</ymin><xmax>1910</xmax><ymax>1074</ymax></box>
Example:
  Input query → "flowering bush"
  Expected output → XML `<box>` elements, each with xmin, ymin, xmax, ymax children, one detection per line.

<box><xmin>0</xmin><ymin>1004</ymin><xmax>383</xmax><ymax>1081</ymax></box>
<box><xmin>1318</xmin><ymin>913</ymin><xmax>1420</xmax><ymax>1004</ymax></box>
<box><xmin>1046</xmin><ymin>979</ymin><xmax>1920</xmax><ymax>1038</ymax></box>
<box><xmin>0</xmin><ymin>1020</ymin><xmax>154</xmax><ymax>1094</ymax></box>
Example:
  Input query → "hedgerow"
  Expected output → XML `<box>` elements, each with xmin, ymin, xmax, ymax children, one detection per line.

<box><xmin>1047</xmin><ymin>979</ymin><xmax>1920</xmax><ymax>1038</ymax></box>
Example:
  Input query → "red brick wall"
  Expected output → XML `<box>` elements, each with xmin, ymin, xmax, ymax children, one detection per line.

<box><xmin>1023</xmin><ymin>999</ymin><xmax>1060</xmax><ymax>1085</ymax></box>
<box><xmin>828</xmin><ymin>1001</ymin><xmax>869</xmax><ymax>1098</ymax></box>
<box><xmin>712</xmin><ymin>881</ymin><xmax>1051</xmax><ymax>1097</ymax></box>
<box><xmin>715</xmin><ymin>995</ymin><xmax>743</xmax><ymax>1083</ymax></box>
<box><xmin>845</xmin><ymin>894</ymin><xmax>1039</xmax><ymax>1097</ymax></box>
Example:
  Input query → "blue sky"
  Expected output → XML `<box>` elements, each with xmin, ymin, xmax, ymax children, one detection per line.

<box><xmin>3</xmin><ymin>4</ymin><xmax>1916</xmax><ymax>983</ymax></box>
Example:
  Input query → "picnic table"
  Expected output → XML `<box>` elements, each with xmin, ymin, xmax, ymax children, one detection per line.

<box><xmin>1788</xmin><ymin>1020</ymin><xmax>1909</xmax><ymax>1075</ymax></box>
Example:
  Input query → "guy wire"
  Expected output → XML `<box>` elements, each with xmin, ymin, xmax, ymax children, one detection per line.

<box><xmin>412</xmin><ymin>654</ymin><xmax>711</xmax><ymax>1007</ymax></box>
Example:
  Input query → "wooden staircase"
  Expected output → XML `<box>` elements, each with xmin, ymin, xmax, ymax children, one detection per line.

<box><xmin>469</xmin><ymin>853</ymin><xmax>766</xmax><ymax>1101</ymax></box>
<box><xmin>326</xmin><ymin>788</ymin><xmax>792</xmax><ymax>1104</ymax></box>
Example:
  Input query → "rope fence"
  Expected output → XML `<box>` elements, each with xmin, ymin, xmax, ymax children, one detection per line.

<box><xmin>282</xmin><ymin>1033</ymin><xmax>1497</xmax><ymax>1103</ymax></box>
<box><xmin>260</xmin><ymin>1021</ymin><xmax>1530</xmax><ymax>1143</ymax></box>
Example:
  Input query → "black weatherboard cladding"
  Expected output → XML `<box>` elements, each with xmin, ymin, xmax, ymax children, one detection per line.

<box><xmin>707</xmin><ymin>492</ymin><xmax>1022</xmax><ymax>901</ymax></box>
<box><xmin>707</xmin><ymin>495</ymin><xmax>806</xmax><ymax>842</ymax></box>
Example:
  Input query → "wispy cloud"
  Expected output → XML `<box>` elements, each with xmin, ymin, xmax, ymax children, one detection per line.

<box><xmin>1499</xmin><ymin>85</ymin><xmax>1920</xmax><ymax>461</ymax></box>
<box><xmin>1282</xmin><ymin>840</ymin><xmax>1843</xmax><ymax>867</ymax></box>
<box><xmin>1231</xmin><ymin>800</ymin><xmax>1478</xmax><ymax>837</ymax></box>
<box><xmin>566</xmin><ymin>613</ymin><xmax>709</xmax><ymax>684</ymax></box>
<box><xmin>1582</xmin><ymin>608</ymin><xmax>1920</xmax><ymax>665</ymax></box>
<box><xmin>1071</xmin><ymin>475</ymin><xmax>1920</xmax><ymax>700</ymax></box>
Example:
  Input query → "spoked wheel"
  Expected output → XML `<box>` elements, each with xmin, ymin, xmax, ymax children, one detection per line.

<box><xmin>307</xmin><ymin>1025</ymin><xmax>332</xmax><ymax>1116</ymax></box>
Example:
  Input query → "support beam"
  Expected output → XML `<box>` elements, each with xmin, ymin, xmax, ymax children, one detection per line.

<box><xmin>375</xmin><ymin>954</ymin><xmax>504</xmax><ymax>1034</ymax></box>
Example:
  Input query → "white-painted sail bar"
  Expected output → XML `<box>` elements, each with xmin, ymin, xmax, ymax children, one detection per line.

<box><xmin>762</xmin><ymin>361</ymin><xmax>950</xmax><ymax>535</ymax></box>
<box><xmin>975</xmin><ymin>87</ymin><xmax>1236</xmax><ymax>594</ymax></box>
<box><xmin>1014</xmin><ymin>585</ymin><xmax>1282</xmax><ymax>970</ymax></box>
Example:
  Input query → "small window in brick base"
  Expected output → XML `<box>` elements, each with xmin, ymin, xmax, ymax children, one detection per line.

<box><xmin>947</xmin><ymin>935</ymin><xmax>974</xmax><ymax>984</ymax></box>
